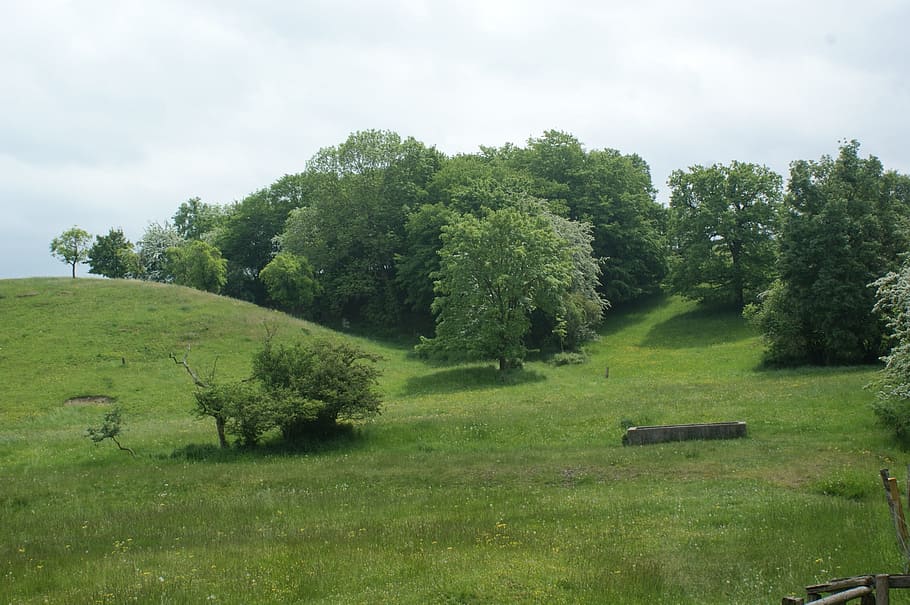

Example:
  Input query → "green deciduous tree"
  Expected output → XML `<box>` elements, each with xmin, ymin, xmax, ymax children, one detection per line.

<box><xmin>166</xmin><ymin>240</ymin><xmax>227</xmax><ymax>293</ymax></box>
<box><xmin>518</xmin><ymin>131</ymin><xmax>667</xmax><ymax>304</ymax></box>
<box><xmin>259</xmin><ymin>252</ymin><xmax>318</xmax><ymax>314</ymax></box>
<box><xmin>173</xmin><ymin>197</ymin><xmax>227</xmax><ymax>241</ymax></box>
<box><xmin>667</xmin><ymin>162</ymin><xmax>782</xmax><ymax>308</ymax></box>
<box><xmin>417</xmin><ymin>203</ymin><xmax>574</xmax><ymax>372</ymax></box>
<box><xmin>281</xmin><ymin>130</ymin><xmax>443</xmax><ymax>326</ymax></box>
<box><xmin>50</xmin><ymin>226</ymin><xmax>92</xmax><ymax>278</ymax></box>
<box><xmin>88</xmin><ymin>228</ymin><xmax>139</xmax><ymax>279</ymax></box>
<box><xmin>750</xmin><ymin>140</ymin><xmax>910</xmax><ymax>365</ymax></box>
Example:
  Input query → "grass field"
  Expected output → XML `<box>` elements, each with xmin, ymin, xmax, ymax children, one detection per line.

<box><xmin>1</xmin><ymin>278</ymin><xmax>908</xmax><ymax>604</ymax></box>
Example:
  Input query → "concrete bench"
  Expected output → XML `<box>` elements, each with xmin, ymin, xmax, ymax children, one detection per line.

<box><xmin>623</xmin><ymin>421</ymin><xmax>747</xmax><ymax>445</ymax></box>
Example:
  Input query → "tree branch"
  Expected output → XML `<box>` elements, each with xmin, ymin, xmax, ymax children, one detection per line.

<box><xmin>169</xmin><ymin>348</ymin><xmax>209</xmax><ymax>388</ymax></box>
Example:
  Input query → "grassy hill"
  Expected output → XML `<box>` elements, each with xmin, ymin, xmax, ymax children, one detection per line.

<box><xmin>0</xmin><ymin>278</ymin><xmax>905</xmax><ymax>603</ymax></box>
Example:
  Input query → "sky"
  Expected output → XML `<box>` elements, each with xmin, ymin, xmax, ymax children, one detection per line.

<box><xmin>2</xmin><ymin>0</ymin><xmax>909</xmax><ymax>278</ymax></box>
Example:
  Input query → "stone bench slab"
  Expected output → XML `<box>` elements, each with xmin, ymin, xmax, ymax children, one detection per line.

<box><xmin>623</xmin><ymin>421</ymin><xmax>747</xmax><ymax>445</ymax></box>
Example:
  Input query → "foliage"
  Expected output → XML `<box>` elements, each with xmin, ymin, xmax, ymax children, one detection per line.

<box><xmin>49</xmin><ymin>226</ymin><xmax>92</xmax><ymax>278</ymax></box>
<box><xmin>137</xmin><ymin>221</ymin><xmax>185</xmax><ymax>282</ymax></box>
<box><xmin>166</xmin><ymin>240</ymin><xmax>227</xmax><ymax>293</ymax></box>
<box><xmin>193</xmin><ymin>381</ymin><xmax>288</xmax><ymax>447</ymax></box>
<box><xmin>395</xmin><ymin>203</ymin><xmax>456</xmax><ymax>318</ymax></box>
<box><xmin>754</xmin><ymin>140</ymin><xmax>910</xmax><ymax>365</ymax></box>
<box><xmin>173</xmin><ymin>197</ymin><xmax>227</xmax><ymax>241</ymax></box>
<box><xmin>218</xmin><ymin>174</ymin><xmax>309</xmax><ymax>303</ymax></box>
<box><xmin>549</xmin><ymin>351</ymin><xmax>588</xmax><ymax>366</ymax></box>
<box><xmin>251</xmin><ymin>337</ymin><xmax>383</xmax><ymax>437</ymax></box>
<box><xmin>743</xmin><ymin>280</ymin><xmax>808</xmax><ymax>367</ymax></box>
<box><xmin>418</xmin><ymin>203</ymin><xmax>574</xmax><ymax>371</ymax></box>
<box><xmin>544</xmin><ymin>210</ymin><xmax>608</xmax><ymax>349</ymax></box>
<box><xmin>667</xmin><ymin>161</ymin><xmax>782</xmax><ymax>308</ymax></box>
<box><xmin>871</xmin><ymin>260</ymin><xmax>910</xmax><ymax>443</ymax></box>
<box><xmin>282</xmin><ymin>130</ymin><xmax>443</xmax><ymax>325</ymax></box>
<box><xmin>259</xmin><ymin>252</ymin><xmax>318</xmax><ymax>314</ymax></box>
<box><xmin>85</xmin><ymin>407</ymin><xmax>134</xmax><ymax>455</ymax></box>
<box><xmin>88</xmin><ymin>228</ymin><xmax>139</xmax><ymax>279</ymax></box>
<box><xmin>519</xmin><ymin>131</ymin><xmax>667</xmax><ymax>304</ymax></box>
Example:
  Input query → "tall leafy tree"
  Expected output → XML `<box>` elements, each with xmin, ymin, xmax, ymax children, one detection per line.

<box><xmin>519</xmin><ymin>131</ymin><xmax>667</xmax><ymax>304</ymax></box>
<box><xmin>173</xmin><ymin>197</ymin><xmax>227</xmax><ymax>241</ymax></box>
<box><xmin>50</xmin><ymin>226</ymin><xmax>92</xmax><ymax>278</ymax></box>
<box><xmin>166</xmin><ymin>240</ymin><xmax>227</xmax><ymax>293</ymax></box>
<box><xmin>417</xmin><ymin>203</ymin><xmax>574</xmax><ymax>372</ymax></box>
<box><xmin>667</xmin><ymin>162</ymin><xmax>782</xmax><ymax>308</ymax></box>
<box><xmin>282</xmin><ymin>130</ymin><xmax>443</xmax><ymax>326</ymax></box>
<box><xmin>750</xmin><ymin>141</ymin><xmax>910</xmax><ymax>365</ymax></box>
<box><xmin>88</xmin><ymin>228</ymin><xmax>139</xmax><ymax>279</ymax></box>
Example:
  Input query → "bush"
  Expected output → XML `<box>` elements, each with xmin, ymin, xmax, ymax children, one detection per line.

<box><xmin>870</xmin><ymin>263</ymin><xmax>910</xmax><ymax>445</ymax></box>
<box><xmin>872</xmin><ymin>399</ymin><xmax>910</xmax><ymax>447</ymax></box>
<box><xmin>550</xmin><ymin>351</ymin><xmax>588</xmax><ymax>366</ymax></box>
<box><xmin>179</xmin><ymin>336</ymin><xmax>383</xmax><ymax>448</ymax></box>
<box><xmin>252</xmin><ymin>337</ymin><xmax>383</xmax><ymax>439</ymax></box>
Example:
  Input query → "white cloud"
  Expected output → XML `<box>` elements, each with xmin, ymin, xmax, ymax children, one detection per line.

<box><xmin>1</xmin><ymin>0</ymin><xmax>908</xmax><ymax>277</ymax></box>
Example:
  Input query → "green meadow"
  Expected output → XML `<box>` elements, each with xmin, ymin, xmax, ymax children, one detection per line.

<box><xmin>1</xmin><ymin>278</ymin><xmax>907</xmax><ymax>604</ymax></box>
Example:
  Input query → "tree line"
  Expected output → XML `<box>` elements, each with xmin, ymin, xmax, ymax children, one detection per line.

<box><xmin>52</xmin><ymin>131</ymin><xmax>910</xmax><ymax>370</ymax></box>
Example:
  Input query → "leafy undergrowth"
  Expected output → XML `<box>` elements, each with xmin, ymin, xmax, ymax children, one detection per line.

<box><xmin>0</xmin><ymin>278</ymin><xmax>905</xmax><ymax>604</ymax></box>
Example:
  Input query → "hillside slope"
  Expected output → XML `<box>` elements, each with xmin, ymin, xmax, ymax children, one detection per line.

<box><xmin>0</xmin><ymin>278</ymin><xmax>904</xmax><ymax>604</ymax></box>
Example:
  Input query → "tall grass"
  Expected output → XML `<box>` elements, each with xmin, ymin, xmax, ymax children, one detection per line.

<box><xmin>0</xmin><ymin>278</ymin><xmax>905</xmax><ymax>603</ymax></box>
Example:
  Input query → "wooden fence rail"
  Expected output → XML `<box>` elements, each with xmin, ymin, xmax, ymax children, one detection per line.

<box><xmin>782</xmin><ymin>470</ymin><xmax>910</xmax><ymax>604</ymax></box>
<box><xmin>782</xmin><ymin>574</ymin><xmax>910</xmax><ymax>605</ymax></box>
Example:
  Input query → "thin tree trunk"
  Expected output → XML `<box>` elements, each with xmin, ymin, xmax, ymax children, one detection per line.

<box><xmin>111</xmin><ymin>436</ymin><xmax>135</xmax><ymax>456</ymax></box>
<box><xmin>215</xmin><ymin>416</ymin><xmax>228</xmax><ymax>449</ymax></box>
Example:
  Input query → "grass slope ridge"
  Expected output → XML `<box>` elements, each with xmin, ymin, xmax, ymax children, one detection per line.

<box><xmin>0</xmin><ymin>278</ymin><xmax>904</xmax><ymax>604</ymax></box>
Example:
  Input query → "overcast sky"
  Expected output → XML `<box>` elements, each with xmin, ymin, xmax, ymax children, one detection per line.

<box><xmin>2</xmin><ymin>0</ymin><xmax>908</xmax><ymax>278</ymax></box>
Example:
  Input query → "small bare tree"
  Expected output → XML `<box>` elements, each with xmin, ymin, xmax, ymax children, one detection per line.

<box><xmin>86</xmin><ymin>407</ymin><xmax>134</xmax><ymax>456</ymax></box>
<box><xmin>169</xmin><ymin>348</ymin><xmax>230</xmax><ymax>449</ymax></box>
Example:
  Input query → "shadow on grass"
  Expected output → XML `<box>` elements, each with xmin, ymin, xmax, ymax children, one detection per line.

<box><xmin>597</xmin><ymin>294</ymin><xmax>668</xmax><ymax>337</ymax></box>
<box><xmin>401</xmin><ymin>365</ymin><xmax>546</xmax><ymax>396</ymax></box>
<box><xmin>640</xmin><ymin>304</ymin><xmax>754</xmax><ymax>349</ymax></box>
<box><xmin>169</xmin><ymin>424</ymin><xmax>366</xmax><ymax>461</ymax></box>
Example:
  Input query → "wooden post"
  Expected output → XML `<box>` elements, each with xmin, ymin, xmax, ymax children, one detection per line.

<box><xmin>881</xmin><ymin>469</ymin><xmax>910</xmax><ymax>549</ymax></box>
<box><xmin>876</xmin><ymin>574</ymin><xmax>890</xmax><ymax>605</ymax></box>
<box><xmin>890</xmin><ymin>477</ymin><xmax>909</xmax><ymax>547</ymax></box>
<box><xmin>782</xmin><ymin>597</ymin><xmax>804</xmax><ymax>605</ymax></box>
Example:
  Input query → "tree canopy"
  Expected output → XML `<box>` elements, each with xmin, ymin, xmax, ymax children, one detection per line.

<box><xmin>166</xmin><ymin>240</ymin><xmax>228</xmax><ymax>293</ymax></box>
<box><xmin>417</xmin><ymin>203</ymin><xmax>576</xmax><ymax>372</ymax></box>
<box><xmin>88</xmin><ymin>228</ymin><xmax>139</xmax><ymax>279</ymax></box>
<box><xmin>137</xmin><ymin>221</ymin><xmax>184</xmax><ymax>282</ymax></box>
<box><xmin>748</xmin><ymin>141</ymin><xmax>910</xmax><ymax>365</ymax></box>
<box><xmin>50</xmin><ymin>226</ymin><xmax>92</xmax><ymax>278</ymax></box>
<box><xmin>667</xmin><ymin>161</ymin><xmax>782</xmax><ymax>308</ymax></box>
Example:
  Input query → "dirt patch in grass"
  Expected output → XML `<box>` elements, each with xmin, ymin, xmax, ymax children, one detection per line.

<box><xmin>64</xmin><ymin>396</ymin><xmax>113</xmax><ymax>406</ymax></box>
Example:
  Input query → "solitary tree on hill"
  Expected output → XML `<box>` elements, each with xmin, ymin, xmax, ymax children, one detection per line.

<box><xmin>50</xmin><ymin>226</ymin><xmax>92</xmax><ymax>278</ymax></box>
